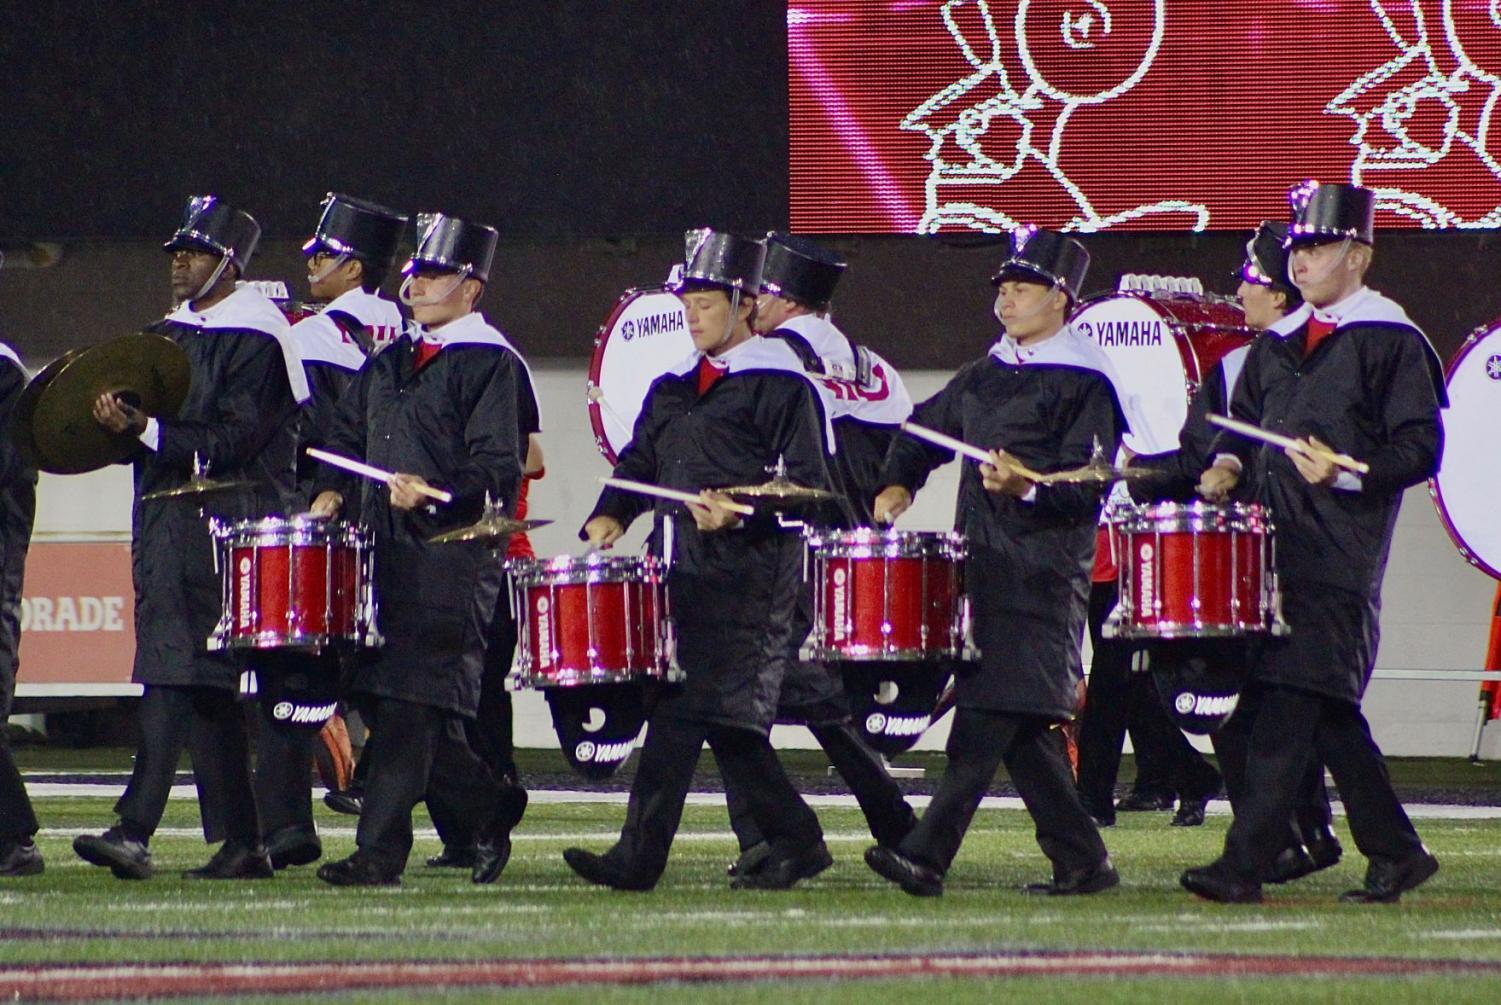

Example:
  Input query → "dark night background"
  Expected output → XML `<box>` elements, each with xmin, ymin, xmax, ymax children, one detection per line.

<box><xmin>2</xmin><ymin>2</ymin><xmax>1498</xmax><ymax>368</ymax></box>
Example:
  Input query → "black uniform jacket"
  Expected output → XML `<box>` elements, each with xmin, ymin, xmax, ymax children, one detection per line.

<box><xmin>315</xmin><ymin>313</ymin><xmax>523</xmax><ymax>717</ymax></box>
<box><xmin>584</xmin><ymin>337</ymin><xmax>836</xmax><ymax>735</ymax></box>
<box><xmin>1212</xmin><ymin>289</ymin><xmax>1445</xmax><ymax>702</ymax></box>
<box><xmin>1131</xmin><ymin>344</ymin><xmax>1253</xmax><ymax>504</ymax></box>
<box><xmin>0</xmin><ymin>350</ymin><xmax>37</xmax><ymax>717</ymax></box>
<box><xmin>882</xmin><ymin>328</ymin><xmax>1124</xmax><ymax>718</ymax></box>
<box><xmin>130</xmin><ymin>288</ymin><xmax>304</xmax><ymax>689</ymax></box>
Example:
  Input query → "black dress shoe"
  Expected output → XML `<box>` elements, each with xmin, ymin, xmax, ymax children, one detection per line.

<box><xmin>0</xmin><ymin>840</ymin><xmax>44</xmax><ymax>877</ymax></box>
<box><xmin>1023</xmin><ymin>858</ymin><xmax>1120</xmax><ymax>896</ymax></box>
<box><xmin>426</xmin><ymin>845</ymin><xmax>477</xmax><ymax>869</ymax></box>
<box><xmin>471</xmin><ymin>788</ymin><xmax>528</xmax><ymax>885</ymax></box>
<box><xmin>1340</xmin><ymin>848</ymin><xmax>1438</xmax><ymax>904</ymax></box>
<box><xmin>1171</xmin><ymin>799</ymin><xmax>1208</xmax><ymax>828</ymax></box>
<box><xmin>726</xmin><ymin>841</ymin><xmax>772</xmax><ymax>878</ymax></box>
<box><xmin>323</xmin><ymin>789</ymin><xmax>364</xmax><ymax>816</ymax></box>
<box><xmin>562</xmin><ymin>848</ymin><xmax>655</xmax><ymax>891</ymax></box>
<box><xmin>184</xmin><ymin>842</ymin><xmax>274</xmax><ymax>880</ymax></box>
<box><xmin>1266</xmin><ymin>844</ymin><xmax>1317</xmax><ymax>885</ymax></box>
<box><xmin>864</xmin><ymin>845</ymin><xmax>942</xmax><ymax>897</ymax></box>
<box><xmin>1077</xmin><ymin>793</ymin><xmax>1116</xmax><ymax>828</ymax></box>
<box><xmin>317</xmin><ymin>853</ymin><xmax>401</xmax><ymax>887</ymax></box>
<box><xmin>265</xmin><ymin>826</ymin><xmax>322</xmax><ymax>869</ymax></box>
<box><xmin>1304</xmin><ymin>827</ymin><xmax>1344</xmax><ymax>873</ymax></box>
<box><xmin>74</xmin><ymin>827</ymin><xmax>153</xmax><ymax>880</ymax></box>
<box><xmin>1180</xmin><ymin>862</ymin><xmax>1263</xmax><ymax>904</ymax></box>
<box><xmin>1116</xmin><ymin>790</ymin><xmax>1176</xmax><ymax>812</ymax></box>
<box><xmin>731</xmin><ymin>840</ymin><xmax>833</xmax><ymax>890</ymax></box>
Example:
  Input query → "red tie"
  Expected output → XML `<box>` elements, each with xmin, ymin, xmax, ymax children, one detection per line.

<box><xmin>697</xmin><ymin>355</ymin><xmax>727</xmax><ymax>395</ymax></box>
<box><xmin>1305</xmin><ymin>317</ymin><xmax>1336</xmax><ymax>358</ymax></box>
<box><xmin>414</xmin><ymin>340</ymin><xmax>442</xmax><ymax>370</ymax></box>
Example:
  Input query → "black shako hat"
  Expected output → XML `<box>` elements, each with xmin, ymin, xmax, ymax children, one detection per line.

<box><xmin>1284</xmin><ymin>180</ymin><xmax>1375</xmax><ymax>248</ymax></box>
<box><xmin>1240</xmin><ymin>220</ymin><xmax>1296</xmax><ymax>289</ymax></box>
<box><xmin>990</xmin><ymin>225</ymin><xmax>1089</xmax><ymax>300</ymax></box>
<box><xmin>760</xmin><ymin>233</ymin><xmax>846</xmax><ymax>310</ymax></box>
<box><xmin>163</xmin><ymin>195</ymin><xmax>261</xmax><ymax>272</ymax></box>
<box><xmin>1150</xmin><ymin>643</ymin><xmax>1247</xmax><ymax>735</ymax></box>
<box><xmin>669</xmin><ymin>228</ymin><xmax>766</xmax><ymax>294</ymax></box>
<box><xmin>302</xmin><ymin>193</ymin><xmax>408</xmax><ymax>270</ymax></box>
<box><xmin>403</xmin><ymin>212</ymin><xmax>498</xmax><ymax>283</ymax></box>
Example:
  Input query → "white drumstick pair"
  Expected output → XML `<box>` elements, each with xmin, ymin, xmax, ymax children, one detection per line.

<box><xmin>306</xmin><ymin>447</ymin><xmax>455</xmax><ymax>503</ymax></box>
<box><xmin>599</xmin><ymin>476</ymin><xmax>756</xmax><ymax>516</ymax></box>
<box><xmin>1207</xmin><ymin>414</ymin><xmax>1370</xmax><ymax>475</ymax></box>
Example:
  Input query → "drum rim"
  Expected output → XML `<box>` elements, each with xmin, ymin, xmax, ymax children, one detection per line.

<box><xmin>213</xmin><ymin>515</ymin><xmax>365</xmax><ymax>545</ymax></box>
<box><xmin>806</xmin><ymin>527</ymin><xmax>966</xmax><ymax>558</ymax></box>
<box><xmin>1112</xmin><ymin>501</ymin><xmax>1271</xmax><ymax>533</ymax></box>
<box><xmin>506</xmin><ymin>553</ymin><xmax>661</xmax><ymax>585</ymax></box>
<box><xmin>1428</xmin><ymin>316</ymin><xmax>1501</xmax><ymax>581</ymax></box>
<box><xmin>587</xmin><ymin>284</ymin><xmax>683</xmax><ymax>465</ymax></box>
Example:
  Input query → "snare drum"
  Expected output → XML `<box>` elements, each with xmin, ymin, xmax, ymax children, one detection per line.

<box><xmin>508</xmin><ymin>554</ymin><xmax>673</xmax><ymax>687</ymax></box>
<box><xmin>209</xmin><ymin>517</ymin><xmax>379</xmax><ymax>651</ymax></box>
<box><xmin>1104</xmin><ymin>502</ymin><xmax>1286</xmax><ymax>639</ymax></box>
<box><xmin>805</xmin><ymin>529</ymin><xmax>968</xmax><ymax>661</ymax></box>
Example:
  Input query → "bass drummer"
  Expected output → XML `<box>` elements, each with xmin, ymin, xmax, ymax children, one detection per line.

<box><xmin>1182</xmin><ymin>182</ymin><xmax>1446</xmax><ymax>905</ymax></box>
<box><xmin>567</xmin><ymin>229</ymin><xmax>836</xmax><ymax>892</ymax></box>
<box><xmin>867</xmin><ymin>226</ymin><xmax>1122</xmax><ymax>898</ymax></box>
<box><xmin>308</xmin><ymin>213</ymin><xmax>528</xmax><ymax>887</ymax></box>
<box><xmin>705</xmin><ymin>233</ymin><xmax>918</xmax><ymax>879</ymax></box>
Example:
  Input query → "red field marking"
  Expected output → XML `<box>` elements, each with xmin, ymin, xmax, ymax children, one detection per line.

<box><xmin>4</xmin><ymin>951</ymin><xmax>1501</xmax><ymax>1000</ymax></box>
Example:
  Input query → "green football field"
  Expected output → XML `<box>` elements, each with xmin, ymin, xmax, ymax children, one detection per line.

<box><xmin>5</xmin><ymin>783</ymin><xmax>1501</xmax><ymax>1003</ymax></box>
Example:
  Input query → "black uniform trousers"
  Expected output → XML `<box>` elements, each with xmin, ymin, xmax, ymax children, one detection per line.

<box><xmin>428</xmin><ymin>591</ymin><xmax>521</xmax><ymax>850</ymax></box>
<box><xmin>0</xmin><ymin>662</ymin><xmax>37</xmax><ymax>842</ymax></box>
<box><xmin>1222</xmin><ymin>680</ymin><xmax>1419</xmax><ymax>881</ymax></box>
<box><xmin>901</xmin><ymin>706</ymin><xmax>1107</xmax><ymax>875</ymax></box>
<box><xmin>116</xmin><ymin>684</ymin><xmax>260</xmax><ymax>846</ymax></box>
<box><xmin>1210</xmin><ymin>685</ymin><xmax>1332</xmax><ymax>849</ymax></box>
<box><xmin>605</xmin><ymin>711</ymin><xmax>823</xmax><ymax>882</ymax></box>
<box><xmin>1076</xmin><ymin>583</ymin><xmax>1219</xmax><ymax>810</ymax></box>
<box><xmin>355</xmin><ymin>695</ymin><xmax>506</xmax><ymax>873</ymax></box>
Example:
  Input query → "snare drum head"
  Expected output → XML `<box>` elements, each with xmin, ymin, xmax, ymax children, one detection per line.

<box><xmin>1432</xmin><ymin>318</ymin><xmax>1501</xmax><ymax>578</ymax></box>
<box><xmin>1071</xmin><ymin>292</ymin><xmax>1252</xmax><ymax>455</ymax></box>
<box><xmin>588</xmin><ymin>287</ymin><xmax>693</xmax><ymax>463</ymax></box>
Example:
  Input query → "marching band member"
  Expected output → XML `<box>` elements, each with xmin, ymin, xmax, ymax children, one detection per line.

<box><xmin>76</xmin><ymin>196</ymin><xmax>308</xmax><ymax>880</ymax></box>
<box><xmin>867</xmin><ymin>226</ymin><xmax>1122</xmax><ymax>897</ymax></box>
<box><xmin>1183</xmin><ymin>182</ymin><xmax>1445</xmax><ymax>904</ymax></box>
<box><xmin>0</xmin><ymin>335</ymin><xmax>40</xmax><ymax>878</ymax></box>
<box><xmin>713</xmin><ymin>233</ymin><xmax>918</xmax><ymax>879</ymax></box>
<box><xmin>309</xmin><ymin>213</ymin><xmax>527</xmax><ymax>887</ymax></box>
<box><xmin>567</xmin><ymin>229</ymin><xmax>836</xmax><ymax>891</ymax></box>
<box><xmin>242</xmin><ymin>193</ymin><xmax>408</xmax><ymax>871</ymax></box>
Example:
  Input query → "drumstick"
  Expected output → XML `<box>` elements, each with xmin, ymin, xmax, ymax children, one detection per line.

<box><xmin>306</xmin><ymin>447</ymin><xmax>455</xmax><ymax>503</ymax></box>
<box><xmin>900</xmin><ymin>422</ymin><xmax>1049</xmax><ymax>482</ymax></box>
<box><xmin>599</xmin><ymin>476</ymin><xmax>756</xmax><ymax>516</ymax></box>
<box><xmin>1207</xmin><ymin>414</ymin><xmax>1371</xmax><ymax>475</ymax></box>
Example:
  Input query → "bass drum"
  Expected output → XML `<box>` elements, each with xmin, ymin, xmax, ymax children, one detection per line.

<box><xmin>586</xmin><ymin>286</ymin><xmax>693</xmax><ymax>463</ymax></box>
<box><xmin>1070</xmin><ymin>289</ymin><xmax>1254</xmax><ymax>455</ymax></box>
<box><xmin>1431</xmin><ymin>316</ymin><xmax>1501</xmax><ymax>579</ymax></box>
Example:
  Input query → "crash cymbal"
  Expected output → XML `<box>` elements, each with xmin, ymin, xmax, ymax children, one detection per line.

<box><xmin>26</xmin><ymin>333</ymin><xmax>191</xmax><ymax>474</ymax></box>
<box><xmin>719</xmin><ymin>477</ymin><xmax>843</xmax><ymax>505</ymax></box>
<box><xmin>429</xmin><ymin>516</ymin><xmax>554</xmax><ymax>545</ymax></box>
<box><xmin>140</xmin><ymin>476</ymin><xmax>259</xmax><ymax>502</ymax></box>
<box><xmin>11</xmin><ymin>349</ymin><xmax>83</xmax><ymax>469</ymax></box>
<box><xmin>1039</xmin><ymin>463</ymin><xmax>1166</xmax><ymax>485</ymax></box>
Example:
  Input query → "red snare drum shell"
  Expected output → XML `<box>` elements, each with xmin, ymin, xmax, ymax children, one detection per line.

<box><xmin>520</xmin><ymin>569</ymin><xmax>663</xmax><ymax>685</ymax></box>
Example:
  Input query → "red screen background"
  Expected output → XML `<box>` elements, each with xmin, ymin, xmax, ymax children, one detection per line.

<box><xmin>788</xmin><ymin>1</ymin><xmax>1501</xmax><ymax>233</ymax></box>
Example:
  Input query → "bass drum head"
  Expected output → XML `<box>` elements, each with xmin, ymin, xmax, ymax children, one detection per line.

<box><xmin>1431</xmin><ymin>318</ymin><xmax>1501</xmax><ymax>579</ymax></box>
<box><xmin>1071</xmin><ymin>291</ymin><xmax>1251</xmax><ymax>456</ymax></box>
<box><xmin>587</xmin><ymin>287</ymin><xmax>693</xmax><ymax>464</ymax></box>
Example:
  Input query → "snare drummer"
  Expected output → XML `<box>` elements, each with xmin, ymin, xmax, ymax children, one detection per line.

<box><xmin>566</xmin><ymin>229</ymin><xmax>837</xmax><ymax>892</ymax></box>
<box><xmin>867</xmin><ymin>226</ymin><xmax>1122</xmax><ymax>897</ymax></box>
<box><xmin>308</xmin><ymin>213</ymin><xmax>528</xmax><ymax>887</ymax></box>
<box><xmin>1182</xmin><ymin>182</ymin><xmax>1446</xmax><ymax>905</ymax></box>
<box><xmin>75</xmin><ymin>196</ymin><xmax>309</xmax><ymax>881</ymax></box>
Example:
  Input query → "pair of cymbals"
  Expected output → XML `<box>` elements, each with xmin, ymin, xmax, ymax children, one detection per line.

<box><xmin>14</xmin><ymin>333</ymin><xmax>190</xmax><ymax>475</ymax></box>
<box><xmin>140</xmin><ymin>474</ymin><xmax>259</xmax><ymax>502</ymax></box>
<box><xmin>718</xmin><ymin>476</ymin><xmax>843</xmax><ymax>506</ymax></box>
<box><xmin>1035</xmin><ymin>462</ymin><xmax>1166</xmax><ymax>485</ymax></box>
<box><xmin>429</xmin><ymin>516</ymin><xmax>553</xmax><ymax>545</ymax></box>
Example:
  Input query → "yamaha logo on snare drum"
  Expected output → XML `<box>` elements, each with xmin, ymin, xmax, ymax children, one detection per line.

<box><xmin>575</xmin><ymin>739</ymin><xmax>633</xmax><ymax>764</ymax></box>
<box><xmin>534</xmin><ymin>595</ymin><xmax>552</xmax><ymax>669</ymax></box>
<box><xmin>865</xmin><ymin>712</ymin><xmax>928</xmax><ymax>738</ymax></box>
<box><xmin>620</xmin><ymin>311</ymin><xmax>684</xmax><ymax>342</ymax></box>
<box><xmin>831</xmin><ymin>567</ymin><xmax>848</xmax><ymax>642</ymax></box>
<box><xmin>237</xmin><ymin>556</ymin><xmax>253</xmax><ymax>630</ymax></box>
<box><xmin>1137</xmin><ymin>542</ymin><xmax>1155</xmax><ymax>618</ymax></box>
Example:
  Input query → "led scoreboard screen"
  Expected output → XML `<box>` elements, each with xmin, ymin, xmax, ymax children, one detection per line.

<box><xmin>788</xmin><ymin>1</ymin><xmax>1501</xmax><ymax>234</ymax></box>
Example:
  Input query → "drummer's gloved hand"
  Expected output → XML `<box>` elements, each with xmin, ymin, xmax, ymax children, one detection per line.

<box><xmin>1287</xmin><ymin>436</ymin><xmax>1340</xmax><ymax>487</ymax></box>
<box><xmin>1198</xmin><ymin>459</ymin><xmax>1241</xmax><ymax>502</ymax></box>
<box><xmin>309</xmin><ymin>491</ymin><xmax>343</xmax><ymax>520</ymax></box>
<box><xmin>91</xmin><ymin>392</ymin><xmax>147</xmax><ymax>436</ymax></box>
<box><xmin>873</xmin><ymin>486</ymin><xmax>912</xmax><ymax>525</ymax></box>
<box><xmin>980</xmin><ymin>450</ymin><xmax>1033</xmax><ymax>498</ymax></box>
<box><xmin>687</xmin><ymin>491</ymin><xmax>742</xmax><ymax>533</ymax></box>
<box><xmin>582</xmin><ymin>515</ymin><xmax>624</xmax><ymax>550</ymax></box>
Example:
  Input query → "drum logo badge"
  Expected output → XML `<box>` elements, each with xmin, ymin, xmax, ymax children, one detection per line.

<box><xmin>236</xmin><ymin>556</ymin><xmax>254</xmax><ymax>631</ymax></box>
<box><xmin>865</xmin><ymin>712</ymin><xmax>887</xmax><ymax>735</ymax></box>
<box><xmin>1173</xmin><ymin>692</ymin><xmax>1196</xmax><ymax>716</ymax></box>
<box><xmin>1136</xmin><ymin>542</ymin><xmax>1155</xmax><ymax>619</ymax></box>
<box><xmin>534</xmin><ymin>596</ymin><xmax>552</xmax><ymax>670</ymax></box>
<box><xmin>272</xmin><ymin>701</ymin><xmax>295</xmax><ymax>721</ymax></box>
<box><xmin>831</xmin><ymin>566</ymin><xmax>848</xmax><ymax>642</ymax></box>
<box><xmin>575</xmin><ymin>739</ymin><xmax>633</xmax><ymax>764</ymax></box>
<box><xmin>1486</xmin><ymin>354</ymin><xmax>1501</xmax><ymax>380</ymax></box>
